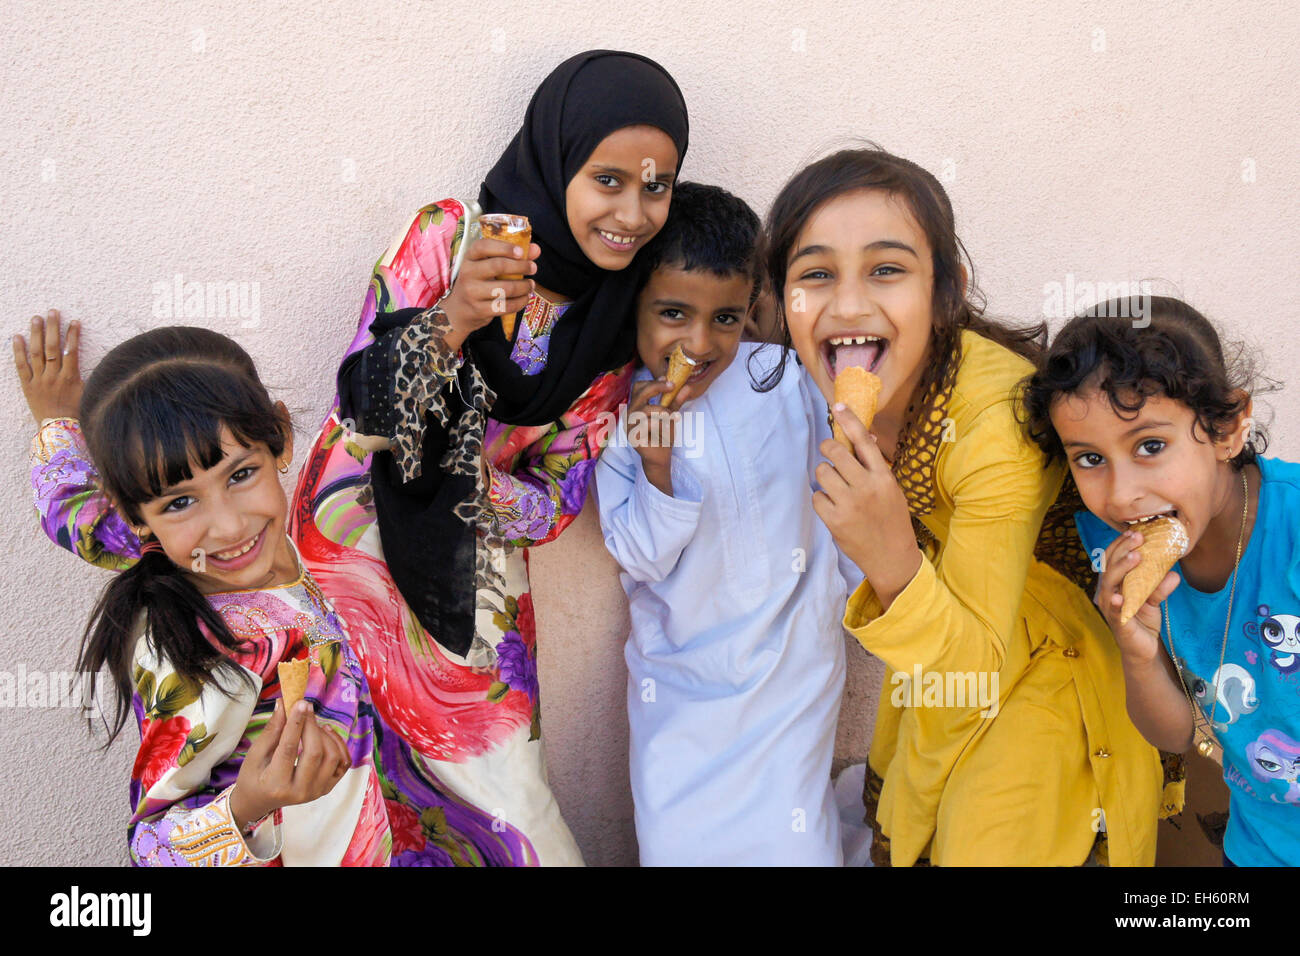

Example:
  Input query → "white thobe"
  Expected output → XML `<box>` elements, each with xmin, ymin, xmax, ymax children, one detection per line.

<box><xmin>595</xmin><ymin>341</ymin><xmax>856</xmax><ymax>866</ymax></box>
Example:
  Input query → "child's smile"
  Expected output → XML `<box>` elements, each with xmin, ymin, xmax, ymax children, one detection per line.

<box><xmin>635</xmin><ymin>265</ymin><xmax>751</xmax><ymax>402</ymax></box>
<box><xmin>782</xmin><ymin>189</ymin><xmax>933</xmax><ymax>437</ymax></box>
<box><xmin>136</xmin><ymin>427</ymin><xmax>299</xmax><ymax>594</ymax></box>
<box><xmin>565</xmin><ymin>125</ymin><xmax>679</xmax><ymax>271</ymax></box>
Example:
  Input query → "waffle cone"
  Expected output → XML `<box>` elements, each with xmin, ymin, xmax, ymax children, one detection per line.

<box><xmin>661</xmin><ymin>345</ymin><xmax>694</xmax><ymax>406</ymax></box>
<box><xmin>832</xmin><ymin>367</ymin><xmax>882</xmax><ymax>446</ymax></box>
<box><xmin>501</xmin><ymin>311</ymin><xmax>517</xmax><ymax>340</ymax></box>
<box><xmin>1119</xmin><ymin>516</ymin><xmax>1189</xmax><ymax>624</ymax></box>
<box><xmin>278</xmin><ymin>658</ymin><xmax>310</xmax><ymax>712</ymax></box>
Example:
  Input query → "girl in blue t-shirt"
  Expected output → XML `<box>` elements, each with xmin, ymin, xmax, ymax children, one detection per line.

<box><xmin>1022</xmin><ymin>295</ymin><xmax>1300</xmax><ymax>866</ymax></box>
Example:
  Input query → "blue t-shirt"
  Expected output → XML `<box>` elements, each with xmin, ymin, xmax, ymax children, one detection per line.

<box><xmin>1075</xmin><ymin>456</ymin><xmax>1300</xmax><ymax>867</ymax></box>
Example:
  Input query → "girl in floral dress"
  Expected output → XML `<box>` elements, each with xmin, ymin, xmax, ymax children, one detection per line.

<box><xmin>19</xmin><ymin>317</ymin><xmax>509</xmax><ymax>865</ymax></box>
<box><xmin>306</xmin><ymin>50</ymin><xmax>689</xmax><ymax>864</ymax></box>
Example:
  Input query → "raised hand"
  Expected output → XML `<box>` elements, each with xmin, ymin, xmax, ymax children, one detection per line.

<box><xmin>813</xmin><ymin>402</ymin><xmax>921</xmax><ymax>609</ymax></box>
<box><xmin>624</xmin><ymin>377</ymin><xmax>693</xmax><ymax>497</ymax></box>
<box><xmin>440</xmin><ymin>238</ymin><xmax>540</xmax><ymax>352</ymax></box>
<box><xmin>1093</xmin><ymin>528</ymin><xmax>1181</xmax><ymax>665</ymax></box>
<box><xmin>14</xmin><ymin>308</ymin><xmax>82</xmax><ymax>423</ymax></box>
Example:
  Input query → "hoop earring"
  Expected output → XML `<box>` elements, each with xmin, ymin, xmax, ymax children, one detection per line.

<box><xmin>277</xmin><ymin>461</ymin><xmax>289</xmax><ymax>474</ymax></box>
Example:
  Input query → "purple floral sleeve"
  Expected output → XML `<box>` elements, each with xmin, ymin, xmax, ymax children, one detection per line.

<box><xmin>480</xmin><ymin>364</ymin><xmax>633</xmax><ymax>548</ymax></box>
<box><xmin>30</xmin><ymin>418</ymin><xmax>141</xmax><ymax>570</ymax></box>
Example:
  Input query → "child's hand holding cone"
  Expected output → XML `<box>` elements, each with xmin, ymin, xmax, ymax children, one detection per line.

<box><xmin>660</xmin><ymin>344</ymin><xmax>696</xmax><ymax>407</ymax></box>
<box><xmin>625</xmin><ymin>365</ymin><xmax>693</xmax><ymax>499</ymax></box>
<box><xmin>1094</xmin><ymin>521</ymin><xmax>1186</xmax><ymax>663</ymax></box>
<box><xmin>1118</xmin><ymin>516</ymin><xmax>1189</xmax><ymax>625</ymax></box>
<box><xmin>815</xmin><ymin>398</ymin><xmax>922</xmax><ymax>611</ymax></box>
<box><xmin>228</xmin><ymin>695</ymin><xmax>351</xmax><ymax>833</ymax></box>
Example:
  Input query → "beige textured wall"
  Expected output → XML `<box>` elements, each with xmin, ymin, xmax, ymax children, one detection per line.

<box><xmin>1</xmin><ymin>1</ymin><xmax>1296</xmax><ymax>866</ymax></box>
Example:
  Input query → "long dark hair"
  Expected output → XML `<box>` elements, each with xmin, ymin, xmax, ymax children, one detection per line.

<box><xmin>758</xmin><ymin>147</ymin><xmax>1047</xmax><ymax>411</ymax></box>
<box><xmin>1020</xmin><ymin>296</ymin><xmax>1269</xmax><ymax>470</ymax></box>
<box><xmin>77</xmin><ymin>326</ymin><xmax>290</xmax><ymax>743</ymax></box>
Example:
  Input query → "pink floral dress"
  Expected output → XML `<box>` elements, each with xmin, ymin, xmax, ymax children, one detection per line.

<box><xmin>292</xmin><ymin>199</ymin><xmax>632</xmax><ymax>865</ymax></box>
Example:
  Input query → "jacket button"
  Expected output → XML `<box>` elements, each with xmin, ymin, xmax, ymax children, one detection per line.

<box><xmin>1094</xmin><ymin>748</ymin><xmax>1111</xmax><ymax>758</ymax></box>
<box><xmin>1063</xmin><ymin>647</ymin><xmax>1080</xmax><ymax>658</ymax></box>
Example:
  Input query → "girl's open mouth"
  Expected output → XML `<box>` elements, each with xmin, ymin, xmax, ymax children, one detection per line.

<box><xmin>824</xmin><ymin>334</ymin><xmax>887</xmax><ymax>379</ymax></box>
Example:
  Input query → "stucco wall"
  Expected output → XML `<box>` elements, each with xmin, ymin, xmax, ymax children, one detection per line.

<box><xmin>0</xmin><ymin>1</ymin><xmax>1295</xmax><ymax>865</ymax></box>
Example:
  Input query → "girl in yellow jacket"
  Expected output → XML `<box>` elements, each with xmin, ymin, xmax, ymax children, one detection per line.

<box><xmin>759</xmin><ymin>147</ymin><xmax>1178</xmax><ymax>866</ymax></box>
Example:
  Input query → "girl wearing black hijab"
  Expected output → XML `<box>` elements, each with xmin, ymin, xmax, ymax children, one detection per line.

<box><xmin>292</xmin><ymin>51</ymin><xmax>689</xmax><ymax>865</ymax></box>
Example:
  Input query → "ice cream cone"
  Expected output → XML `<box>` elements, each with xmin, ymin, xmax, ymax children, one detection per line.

<box><xmin>278</xmin><ymin>658</ymin><xmax>310</xmax><ymax>712</ymax></box>
<box><xmin>479</xmin><ymin>214</ymin><xmax>531</xmax><ymax>340</ymax></box>
<box><xmin>832</xmin><ymin>366</ymin><xmax>882</xmax><ymax>446</ymax></box>
<box><xmin>661</xmin><ymin>345</ymin><xmax>696</xmax><ymax>407</ymax></box>
<box><xmin>1119</xmin><ymin>516</ymin><xmax>1189</xmax><ymax>624</ymax></box>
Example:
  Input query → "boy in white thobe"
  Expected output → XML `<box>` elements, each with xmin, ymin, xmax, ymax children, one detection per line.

<box><xmin>595</xmin><ymin>184</ymin><xmax>857</xmax><ymax>865</ymax></box>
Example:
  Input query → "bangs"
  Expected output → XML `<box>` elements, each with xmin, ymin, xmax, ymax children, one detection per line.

<box><xmin>91</xmin><ymin>361</ymin><xmax>285</xmax><ymax>517</ymax></box>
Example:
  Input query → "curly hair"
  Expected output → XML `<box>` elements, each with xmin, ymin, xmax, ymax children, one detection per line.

<box><xmin>1020</xmin><ymin>295</ymin><xmax>1267</xmax><ymax>470</ymax></box>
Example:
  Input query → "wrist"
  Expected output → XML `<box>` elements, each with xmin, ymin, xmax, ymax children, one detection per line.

<box><xmin>643</xmin><ymin>460</ymin><xmax>673</xmax><ymax>497</ymax></box>
<box><xmin>870</xmin><ymin>546</ymin><xmax>923</xmax><ymax>611</ymax></box>
<box><xmin>436</xmin><ymin>303</ymin><xmax>469</xmax><ymax>356</ymax></box>
<box><xmin>229</xmin><ymin>784</ymin><xmax>271</xmax><ymax>833</ymax></box>
<box><xmin>443</xmin><ymin>324</ymin><xmax>469</xmax><ymax>356</ymax></box>
<box><xmin>1120</xmin><ymin>645</ymin><xmax>1166</xmax><ymax>675</ymax></box>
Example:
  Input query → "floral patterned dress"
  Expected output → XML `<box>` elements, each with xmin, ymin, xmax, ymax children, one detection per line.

<box><xmin>289</xmin><ymin>199</ymin><xmax>631</xmax><ymax>865</ymax></box>
<box><xmin>32</xmin><ymin>419</ymin><xmax>526</xmax><ymax>866</ymax></box>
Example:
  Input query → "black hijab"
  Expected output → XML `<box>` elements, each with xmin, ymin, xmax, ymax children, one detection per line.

<box><xmin>362</xmin><ymin>51</ymin><xmax>688</xmax><ymax>658</ymax></box>
<box><xmin>467</xmin><ymin>49</ymin><xmax>689</xmax><ymax>425</ymax></box>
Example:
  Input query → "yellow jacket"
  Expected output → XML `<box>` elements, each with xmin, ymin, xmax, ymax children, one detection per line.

<box><xmin>849</xmin><ymin>330</ymin><xmax>1169</xmax><ymax>866</ymax></box>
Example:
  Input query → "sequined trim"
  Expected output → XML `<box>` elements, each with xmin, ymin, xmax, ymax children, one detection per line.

<box><xmin>133</xmin><ymin>787</ymin><xmax>281</xmax><ymax>866</ymax></box>
<box><xmin>509</xmin><ymin>295</ymin><xmax>560</xmax><ymax>376</ymax></box>
<box><xmin>1160</xmin><ymin>749</ymin><xmax>1187</xmax><ymax>820</ymax></box>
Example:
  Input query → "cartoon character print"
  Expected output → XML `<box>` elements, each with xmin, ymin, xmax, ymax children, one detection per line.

<box><xmin>1176</xmin><ymin>658</ymin><xmax>1259</xmax><ymax>731</ymax></box>
<box><xmin>1244</xmin><ymin>605</ymin><xmax>1300</xmax><ymax>674</ymax></box>
<box><xmin>1244</xmin><ymin>729</ymin><xmax>1300</xmax><ymax>804</ymax></box>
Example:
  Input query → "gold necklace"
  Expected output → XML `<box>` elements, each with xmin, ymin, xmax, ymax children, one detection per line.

<box><xmin>1163</xmin><ymin>468</ymin><xmax>1250</xmax><ymax>762</ymax></box>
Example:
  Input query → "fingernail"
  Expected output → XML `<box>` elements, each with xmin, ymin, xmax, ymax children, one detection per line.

<box><xmin>296</xmin><ymin>701</ymin><xmax>310</xmax><ymax>714</ymax></box>
<box><xmin>833</xmin><ymin>403</ymin><xmax>846</xmax><ymax>412</ymax></box>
